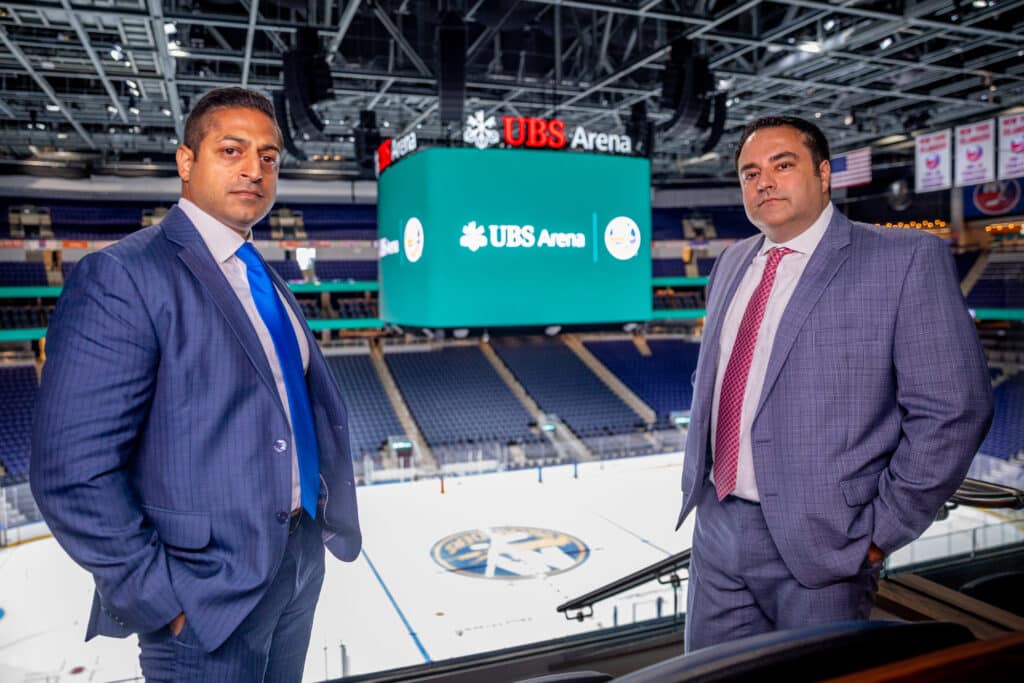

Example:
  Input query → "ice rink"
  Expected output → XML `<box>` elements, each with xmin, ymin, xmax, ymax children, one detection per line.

<box><xmin>0</xmin><ymin>452</ymin><xmax>1018</xmax><ymax>682</ymax></box>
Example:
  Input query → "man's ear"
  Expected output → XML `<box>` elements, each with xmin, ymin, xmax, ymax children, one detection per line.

<box><xmin>176</xmin><ymin>145</ymin><xmax>194</xmax><ymax>183</ymax></box>
<box><xmin>819</xmin><ymin>159</ymin><xmax>831</xmax><ymax>193</ymax></box>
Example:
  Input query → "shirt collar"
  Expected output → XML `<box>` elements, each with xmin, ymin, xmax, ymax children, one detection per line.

<box><xmin>759</xmin><ymin>201</ymin><xmax>833</xmax><ymax>257</ymax></box>
<box><xmin>177</xmin><ymin>198</ymin><xmax>251</xmax><ymax>264</ymax></box>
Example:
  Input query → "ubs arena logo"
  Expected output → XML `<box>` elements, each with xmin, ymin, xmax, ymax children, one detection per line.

<box><xmin>459</xmin><ymin>221</ymin><xmax>586</xmax><ymax>252</ymax></box>
<box><xmin>403</xmin><ymin>217</ymin><xmax>425</xmax><ymax>263</ymax></box>
<box><xmin>431</xmin><ymin>526</ymin><xmax>590</xmax><ymax>579</ymax></box>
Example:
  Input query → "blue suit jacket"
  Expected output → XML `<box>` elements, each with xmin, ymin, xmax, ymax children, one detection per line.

<box><xmin>676</xmin><ymin>210</ymin><xmax>992</xmax><ymax>587</ymax></box>
<box><xmin>31</xmin><ymin>206</ymin><xmax>361</xmax><ymax>652</ymax></box>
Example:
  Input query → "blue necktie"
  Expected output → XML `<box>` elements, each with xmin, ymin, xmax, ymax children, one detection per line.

<box><xmin>236</xmin><ymin>242</ymin><xmax>319</xmax><ymax>518</ymax></box>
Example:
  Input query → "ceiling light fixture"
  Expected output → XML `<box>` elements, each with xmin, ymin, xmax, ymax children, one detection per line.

<box><xmin>879</xmin><ymin>37</ymin><xmax>893</xmax><ymax>49</ymax></box>
<box><xmin>45</xmin><ymin>103</ymin><xmax>61</xmax><ymax>112</ymax></box>
<box><xmin>798</xmin><ymin>41</ymin><xmax>823</xmax><ymax>54</ymax></box>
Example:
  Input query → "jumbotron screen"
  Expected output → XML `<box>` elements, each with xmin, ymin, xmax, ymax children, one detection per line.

<box><xmin>377</xmin><ymin>147</ymin><xmax>651</xmax><ymax>327</ymax></box>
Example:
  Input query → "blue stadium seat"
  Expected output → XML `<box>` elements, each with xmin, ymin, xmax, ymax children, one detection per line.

<box><xmin>316</xmin><ymin>260</ymin><xmax>378</xmax><ymax>281</ymax></box>
<box><xmin>979</xmin><ymin>373</ymin><xmax>1024</xmax><ymax>460</ymax></box>
<box><xmin>0</xmin><ymin>365</ymin><xmax>38</xmax><ymax>483</ymax></box>
<box><xmin>492</xmin><ymin>338</ymin><xmax>641</xmax><ymax>446</ymax></box>
<box><xmin>324</xmin><ymin>354</ymin><xmax>405</xmax><ymax>463</ymax></box>
<box><xmin>584</xmin><ymin>339</ymin><xmax>699</xmax><ymax>426</ymax></box>
<box><xmin>0</xmin><ymin>262</ymin><xmax>48</xmax><ymax>286</ymax></box>
<box><xmin>386</xmin><ymin>346</ymin><xmax>536</xmax><ymax>462</ymax></box>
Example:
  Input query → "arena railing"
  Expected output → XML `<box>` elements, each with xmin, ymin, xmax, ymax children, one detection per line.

<box><xmin>555</xmin><ymin>478</ymin><xmax>1024</xmax><ymax>625</ymax></box>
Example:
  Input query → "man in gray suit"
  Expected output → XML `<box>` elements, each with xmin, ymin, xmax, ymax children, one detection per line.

<box><xmin>676</xmin><ymin>116</ymin><xmax>992</xmax><ymax>652</ymax></box>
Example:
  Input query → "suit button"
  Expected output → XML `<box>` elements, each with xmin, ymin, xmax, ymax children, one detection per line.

<box><xmin>273</xmin><ymin>439</ymin><xmax>288</xmax><ymax>453</ymax></box>
<box><xmin>276</xmin><ymin>511</ymin><xmax>289</xmax><ymax>524</ymax></box>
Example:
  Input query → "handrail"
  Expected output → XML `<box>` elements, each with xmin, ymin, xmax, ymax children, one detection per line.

<box><xmin>556</xmin><ymin>549</ymin><xmax>690</xmax><ymax>620</ymax></box>
<box><xmin>557</xmin><ymin>479</ymin><xmax>1024</xmax><ymax>621</ymax></box>
<box><xmin>949</xmin><ymin>477</ymin><xmax>1024</xmax><ymax>509</ymax></box>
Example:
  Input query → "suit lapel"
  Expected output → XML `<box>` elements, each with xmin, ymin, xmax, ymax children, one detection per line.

<box><xmin>753</xmin><ymin>211</ymin><xmax>852</xmax><ymax>421</ymax></box>
<box><xmin>161</xmin><ymin>206</ymin><xmax>281</xmax><ymax>408</ymax></box>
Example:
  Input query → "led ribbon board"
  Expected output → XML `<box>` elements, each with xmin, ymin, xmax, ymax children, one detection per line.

<box><xmin>378</xmin><ymin>147</ymin><xmax>652</xmax><ymax>327</ymax></box>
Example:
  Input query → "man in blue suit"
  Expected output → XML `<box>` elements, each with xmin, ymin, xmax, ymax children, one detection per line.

<box><xmin>31</xmin><ymin>88</ymin><xmax>361</xmax><ymax>681</ymax></box>
<box><xmin>676</xmin><ymin>116</ymin><xmax>992</xmax><ymax>652</ymax></box>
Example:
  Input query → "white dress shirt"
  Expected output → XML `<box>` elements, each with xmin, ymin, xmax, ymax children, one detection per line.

<box><xmin>710</xmin><ymin>202</ymin><xmax>833</xmax><ymax>502</ymax></box>
<box><xmin>179</xmin><ymin>198</ymin><xmax>309</xmax><ymax>513</ymax></box>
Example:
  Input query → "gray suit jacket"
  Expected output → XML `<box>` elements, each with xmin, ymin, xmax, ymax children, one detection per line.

<box><xmin>676</xmin><ymin>210</ymin><xmax>992</xmax><ymax>587</ymax></box>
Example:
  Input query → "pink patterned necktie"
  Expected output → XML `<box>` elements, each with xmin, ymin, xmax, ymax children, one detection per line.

<box><xmin>713</xmin><ymin>246</ymin><xmax>793</xmax><ymax>501</ymax></box>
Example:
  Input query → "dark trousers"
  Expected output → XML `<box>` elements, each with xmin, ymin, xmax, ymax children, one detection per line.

<box><xmin>138</xmin><ymin>512</ymin><xmax>326</xmax><ymax>682</ymax></box>
<box><xmin>685</xmin><ymin>483</ymin><xmax>880</xmax><ymax>653</ymax></box>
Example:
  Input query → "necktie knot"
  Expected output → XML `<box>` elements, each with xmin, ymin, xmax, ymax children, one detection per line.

<box><xmin>766</xmin><ymin>246</ymin><xmax>794</xmax><ymax>268</ymax></box>
<box><xmin>235</xmin><ymin>242</ymin><xmax>262</xmax><ymax>270</ymax></box>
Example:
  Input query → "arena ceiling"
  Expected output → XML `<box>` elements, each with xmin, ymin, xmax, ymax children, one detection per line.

<box><xmin>0</xmin><ymin>0</ymin><xmax>1021</xmax><ymax>184</ymax></box>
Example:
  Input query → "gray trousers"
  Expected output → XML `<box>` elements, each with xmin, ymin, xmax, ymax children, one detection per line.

<box><xmin>685</xmin><ymin>483</ymin><xmax>880</xmax><ymax>652</ymax></box>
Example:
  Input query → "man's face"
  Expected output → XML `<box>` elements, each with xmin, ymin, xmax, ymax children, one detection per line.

<box><xmin>176</xmin><ymin>107</ymin><xmax>281</xmax><ymax>235</ymax></box>
<box><xmin>736</xmin><ymin>125</ymin><xmax>831</xmax><ymax>243</ymax></box>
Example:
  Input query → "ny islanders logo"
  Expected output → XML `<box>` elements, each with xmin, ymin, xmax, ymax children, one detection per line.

<box><xmin>604</xmin><ymin>215</ymin><xmax>642</xmax><ymax>261</ymax></box>
<box><xmin>431</xmin><ymin>526</ymin><xmax>590</xmax><ymax>579</ymax></box>
<box><xmin>403</xmin><ymin>217</ymin><xmax>424</xmax><ymax>263</ymax></box>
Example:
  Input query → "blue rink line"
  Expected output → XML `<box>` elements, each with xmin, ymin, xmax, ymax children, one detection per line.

<box><xmin>597</xmin><ymin>514</ymin><xmax>673</xmax><ymax>557</ymax></box>
<box><xmin>360</xmin><ymin>548</ymin><xmax>432</xmax><ymax>663</ymax></box>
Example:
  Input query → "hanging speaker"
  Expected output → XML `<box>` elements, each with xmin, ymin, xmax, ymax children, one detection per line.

<box><xmin>282</xmin><ymin>28</ymin><xmax>332</xmax><ymax>140</ymax></box>
<box><xmin>437</xmin><ymin>11</ymin><xmax>466</xmax><ymax>130</ymax></box>
<box><xmin>272</xmin><ymin>91</ymin><xmax>307</xmax><ymax>161</ymax></box>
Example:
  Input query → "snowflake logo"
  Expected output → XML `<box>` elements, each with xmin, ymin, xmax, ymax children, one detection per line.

<box><xmin>460</xmin><ymin>221</ymin><xmax>488</xmax><ymax>252</ymax></box>
<box><xmin>463</xmin><ymin>110</ymin><xmax>500</xmax><ymax>149</ymax></box>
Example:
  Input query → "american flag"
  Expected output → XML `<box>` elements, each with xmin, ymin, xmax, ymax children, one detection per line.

<box><xmin>830</xmin><ymin>147</ymin><xmax>872</xmax><ymax>189</ymax></box>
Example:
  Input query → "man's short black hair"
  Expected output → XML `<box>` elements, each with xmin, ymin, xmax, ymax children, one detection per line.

<box><xmin>734</xmin><ymin>116</ymin><xmax>831</xmax><ymax>175</ymax></box>
<box><xmin>183</xmin><ymin>87</ymin><xmax>280</xmax><ymax>153</ymax></box>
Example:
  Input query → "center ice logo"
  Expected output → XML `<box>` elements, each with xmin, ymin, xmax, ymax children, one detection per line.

<box><xmin>431</xmin><ymin>526</ymin><xmax>590</xmax><ymax>579</ymax></box>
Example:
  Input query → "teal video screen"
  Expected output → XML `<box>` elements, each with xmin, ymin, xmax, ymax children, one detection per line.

<box><xmin>377</xmin><ymin>147</ymin><xmax>651</xmax><ymax>327</ymax></box>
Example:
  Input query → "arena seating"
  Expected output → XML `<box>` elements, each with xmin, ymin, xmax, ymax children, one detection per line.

<box><xmin>966</xmin><ymin>260</ymin><xmax>1024</xmax><ymax>309</ymax></box>
<box><xmin>48</xmin><ymin>205</ymin><xmax>140</xmax><ymax>239</ymax></box>
<box><xmin>0</xmin><ymin>365</ymin><xmax>38</xmax><ymax>483</ymax></box>
<box><xmin>696</xmin><ymin>257</ymin><xmax>716</xmax><ymax>276</ymax></box>
<box><xmin>954</xmin><ymin>251</ymin><xmax>981</xmax><ymax>282</ymax></box>
<box><xmin>0</xmin><ymin>262</ymin><xmax>48</xmax><ymax>287</ymax></box>
<box><xmin>324</xmin><ymin>354</ymin><xmax>405</xmax><ymax>463</ymax></box>
<box><xmin>0</xmin><ymin>305</ymin><xmax>52</xmax><ymax>329</ymax></box>
<box><xmin>583</xmin><ymin>339</ymin><xmax>699</xmax><ymax>426</ymax></box>
<box><xmin>267</xmin><ymin>259</ymin><xmax>304</xmax><ymax>282</ymax></box>
<box><xmin>651</xmin><ymin>259</ymin><xmax>685</xmax><ymax>277</ymax></box>
<box><xmin>979</xmin><ymin>373</ymin><xmax>1024</xmax><ymax>460</ymax></box>
<box><xmin>315</xmin><ymin>260</ymin><xmax>377</xmax><ymax>281</ymax></box>
<box><xmin>385</xmin><ymin>346</ymin><xmax>539</xmax><ymax>462</ymax></box>
<box><xmin>492</xmin><ymin>337</ymin><xmax>641</xmax><ymax>444</ymax></box>
<box><xmin>334</xmin><ymin>298</ymin><xmax>378</xmax><ymax>319</ymax></box>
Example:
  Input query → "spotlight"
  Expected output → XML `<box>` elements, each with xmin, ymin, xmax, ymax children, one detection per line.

<box><xmin>844</xmin><ymin>112</ymin><xmax>855</xmax><ymax>126</ymax></box>
<box><xmin>45</xmin><ymin>103</ymin><xmax>61</xmax><ymax>112</ymax></box>
<box><xmin>879</xmin><ymin>37</ymin><xmax>893</xmax><ymax>50</ymax></box>
<box><xmin>109</xmin><ymin>44</ymin><xmax>124</xmax><ymax>61</ymax></box>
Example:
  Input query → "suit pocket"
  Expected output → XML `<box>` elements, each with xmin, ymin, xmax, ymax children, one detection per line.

<box><xmin>813</xmin><ymin>326</ymin><xmax>878</xmax><ymax>345</ymax></box>
<box><xmin>142</xmin><ymin>504</ymin><xmax>211</xmax><ymax>550</ymax></box>
<box><xmin>840</xmin><ymin>470</ymin><xmax>882</xmax><ymax>507</ymax></box>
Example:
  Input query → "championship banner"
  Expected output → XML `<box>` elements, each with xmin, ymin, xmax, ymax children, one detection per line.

<box><xmin>954</xmin><ymin>119</ymin><xmax>994</xmax><ymax>187</ymax></box>
<box><xmin>915</xmin><ymin>129</ymin><xmax>952</xmax><ymax>193</ymax></box>
<box><xmin>998</xmin><ymin>113</ymin><xmax>1024</xmax><ymax>181</ymax></box>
